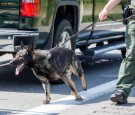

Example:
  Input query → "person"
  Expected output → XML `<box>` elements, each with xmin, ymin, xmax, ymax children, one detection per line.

<box><xmin>99</xmin><ymin>0</ymin><xmax>135</xmax><ymax>104</ymax></box>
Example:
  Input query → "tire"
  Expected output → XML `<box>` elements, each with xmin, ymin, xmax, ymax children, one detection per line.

<box><xmin>50</xmin><ymin>19</ymin><xmax>76</xmax><ymax>84</ymax></box>
<box><xmin>53</xmin><ymin>19</ymin><xmax>76</xmax><ymax>51</ymax></box>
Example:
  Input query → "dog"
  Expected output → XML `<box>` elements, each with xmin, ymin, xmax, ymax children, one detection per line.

<box><xmin>10</xmin><ymin>42</ymin><xmax>87</xmax><ymax>104</ymax></box>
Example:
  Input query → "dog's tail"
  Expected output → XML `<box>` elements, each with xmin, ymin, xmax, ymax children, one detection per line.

<box><xmin>71</xmin><ymin>54</ymin><xmax>87</xmax><ymax>91</ymax></box>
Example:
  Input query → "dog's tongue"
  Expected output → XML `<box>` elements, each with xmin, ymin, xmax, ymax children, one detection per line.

<box><xmin>15</xmin><ymin>63</ymin><xmax>24</xmax><ymax>76</ymax></box>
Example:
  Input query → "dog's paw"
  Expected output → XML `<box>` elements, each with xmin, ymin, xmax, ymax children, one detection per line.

<box><xmin>43</xmin><ymin>100</ymin><xmax>50</xmax><ymax>104</ymax></box>
<box><xmin>70</xmin><ymin>91</ymin><xmax>75</xmax><ymax>95</ymax></box>
<box><xmin>83</xmin><ymin>87</ymin><xmax>87</xmax><ymax>91</ymax></box>
<box><xmin>75</xmin><ymin>97</ymin><xmax>83</xmax><ymax>102</ymax></box>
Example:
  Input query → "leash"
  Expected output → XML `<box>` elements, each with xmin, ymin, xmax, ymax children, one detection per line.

<box><xmin>59</xmin><ymin>15</ymin><xmax>134</xmax><ymax>47</ymax></box>
<box><xmin>59</xmin><ymin>19</ymin><xmax>100</xmax><ymax>47</ymax></box>
<box><xmin>107</xmin><ymin>15</ymin><xmax>132</xmax><ymax>22</ymax></box>
<box><xmin>61</xmin><ymin>19</ymin><xmax>100</xmax><ymax>46</ymax></box>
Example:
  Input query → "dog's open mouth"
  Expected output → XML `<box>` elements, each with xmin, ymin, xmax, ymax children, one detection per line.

<box><xmin>15</xmin><ymin>63</ymin><xmax>24</xmax><ymax>75</ymax></box>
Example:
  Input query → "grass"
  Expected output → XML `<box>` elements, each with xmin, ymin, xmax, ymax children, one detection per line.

<box><xmin>82</xmin><ymin>2</ymin><xmax>123</xmax><ymax>22</ymax></box>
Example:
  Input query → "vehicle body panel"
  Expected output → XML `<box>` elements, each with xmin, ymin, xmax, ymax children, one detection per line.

<box><xmin>0</xmin><ymin>0</ymin><xmax>19</xmax><ymax>28</ymax></box>
<box><xmin>0</xmin><ymin>0</ymin><xmax>79</xmax><ymax>52</ymax></box>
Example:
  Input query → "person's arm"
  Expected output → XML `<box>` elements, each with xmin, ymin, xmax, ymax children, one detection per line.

<box><xmin>99</xmin><ymin>0</ymin><xmax>121</xmax><ymax>21</ymax></box>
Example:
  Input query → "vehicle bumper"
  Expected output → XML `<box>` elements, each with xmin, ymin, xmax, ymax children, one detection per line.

<box><xmin>0</xmin><ymin>29</ymin><xmax>38</xmax><ymax>53</ymax></box>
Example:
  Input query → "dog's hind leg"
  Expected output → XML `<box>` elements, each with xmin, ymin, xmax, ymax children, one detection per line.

<box><xmin>61</xmin><ymin>74</ymin><xmax>83</xmax><ymax>102</ymax></box>
<box><xmin>71</xmin><ymin>55</ymin><xmax>87</xmax><ymax>91</ymax></box>
<box><xmin>80</xmin><ymin>73</ymin><xmax>87</xmax><ymax>91</ymax></box>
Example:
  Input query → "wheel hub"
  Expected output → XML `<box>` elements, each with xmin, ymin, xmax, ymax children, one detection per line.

<box><xmin>59</xmin><ymin>31</ymin><xmax>71</xmax><ymax>49</ymax></box>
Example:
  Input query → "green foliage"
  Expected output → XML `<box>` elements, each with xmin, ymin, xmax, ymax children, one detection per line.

<box><xmin>83</xmin><ymin>0</ymin><xmax>108</xmax><ymax>3</ymax></box>
<box><xmin>82</xmin><ymin>13</ymin><xmax>122</xmax><ymax>23</ymax></box>
<box><xmin>83</xmin><ymin>0</ymin><xmax>92</xmax><ymax>3</ymax></box>
<box><xmin>83</xmin><ymin>0</ymin><xmax>127</xmax><ymax>4</ymax></box>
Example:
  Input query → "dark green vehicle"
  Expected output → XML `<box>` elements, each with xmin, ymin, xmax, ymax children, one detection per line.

<box><xmin>0</xmin><ymin>0</ymin><xmax>127</xmax><ymax>57</ymax></box>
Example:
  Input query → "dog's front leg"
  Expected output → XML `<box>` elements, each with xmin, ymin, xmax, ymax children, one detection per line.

<box><xmin>42</xmin><ymin>81</ymin><xmax>51</xmax><ymax>104</ymax></box>
<box><xmin>32</xmin><ymin>70</ymin><xmax>51</xmax><ymax>104</ymax></box>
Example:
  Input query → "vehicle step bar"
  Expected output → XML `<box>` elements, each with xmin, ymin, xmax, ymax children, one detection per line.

<box><xmin>82</xmin><ymin>41</ymin><xmax>126</xmax><ymax>57</ymax></box>
<box><xmin>76</xmin><ymin>31</ymin><xmax>125</xmax><ymax>46</ymax></box>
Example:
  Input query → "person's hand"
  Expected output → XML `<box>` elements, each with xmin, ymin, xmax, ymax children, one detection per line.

<box><xmin>99</xmin><ymin>9</ymin><xmax>108</xmax><ymax>21</ymax></box>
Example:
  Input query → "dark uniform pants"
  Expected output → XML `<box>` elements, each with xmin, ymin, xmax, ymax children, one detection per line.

<box><xmin>116</xmin><ymin>20</ymin><xmax>135</xmax><ymax>98</ymax></box>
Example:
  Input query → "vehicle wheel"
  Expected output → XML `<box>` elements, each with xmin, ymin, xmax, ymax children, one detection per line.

<box><xmin>121</xmin><ymin>48</ymin><xmax>126</xmax><ymax>58</ymax></box>
<box><xmin>53</xmin><ymin>19</ymin><xmax>76</xmax><ymax>50</ymax></box>
<box><xmin>51</xmin><ymin>19</ymin><xmax>76</xmax><ymax>84</ymax></box>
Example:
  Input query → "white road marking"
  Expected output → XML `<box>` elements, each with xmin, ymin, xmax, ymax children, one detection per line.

<box><xmin>15</xmin><ymin>80</ymin><xmax>117</xmax><ymax>115</ymax></box>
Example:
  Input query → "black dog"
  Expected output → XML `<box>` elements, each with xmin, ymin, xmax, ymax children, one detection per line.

<box><xmin>10</xmin><ymin>42</ymin><xmax>87</xmax><ymax>104</ymax></box>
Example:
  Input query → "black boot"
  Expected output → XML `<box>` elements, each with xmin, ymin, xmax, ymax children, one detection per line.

<box><xmin>110</xmin><ymin>91</ymin><xmax>127</xmax><ymax>104</ymax></box>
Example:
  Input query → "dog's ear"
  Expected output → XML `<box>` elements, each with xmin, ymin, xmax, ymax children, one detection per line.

<box><xmin>20</xmin><ymin>41</ymin><xmax>24</xmax><ymax>50</ymax></box>
<box><xmin>27</xmin><ymin>42</ymin><xmax>34</xmax><ymax>52</ymax></box>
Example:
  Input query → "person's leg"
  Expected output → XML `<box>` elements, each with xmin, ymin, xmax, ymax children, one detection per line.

<box><xmin>110</xmin><ymin>21</ymin><xmax>135</xmax><ymax>104</ymax></box>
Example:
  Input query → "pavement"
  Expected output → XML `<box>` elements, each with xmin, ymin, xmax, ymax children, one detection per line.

<box><xmin>1</xmin><ymin>54</ymin><xmax>135</xmax><ymax>115</ymax></box>
<box><xmin>84</xmin><ymin>97</ymin><xmax>135</xmax><ymax>115</ymax></box>
<box><xmin>13</xmin><ymin>80</ymin><xmax>135</xmax><ymax>115</ymax></box>
<box><xmin>60</xmin><ymin>97</ymin><xmax>135</xmax><ymax>115</ymax></box>
<box><xmin>59</xmin><ymin>88</ymin><xmax>135</xmax><ymax>115</ymax></box>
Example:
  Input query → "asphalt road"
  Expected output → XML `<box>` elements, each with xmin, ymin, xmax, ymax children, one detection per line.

<box><xmin>0</xmin><ymin>49</ymin><xmax>123</xmax><ymax>115</ymax></box>
<box><xmin>59</xmin><ymin>89</ymin><xmax>135</xmax><ymax>115</ymax></box>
